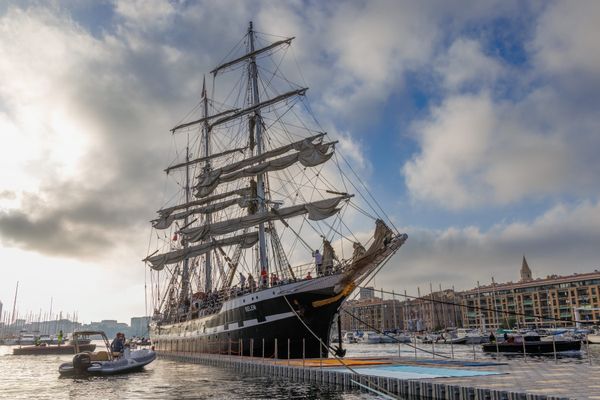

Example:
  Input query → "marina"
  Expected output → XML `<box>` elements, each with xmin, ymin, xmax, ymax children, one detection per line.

<box><xmin>1</xmin><ymin>2</ymin><xmax>600</xmax><ymax>400</ymax></box>
<box><xmin>2</xmin><ymin>341</ymin><xmax>600</xmax><ymax>399</ymax></box>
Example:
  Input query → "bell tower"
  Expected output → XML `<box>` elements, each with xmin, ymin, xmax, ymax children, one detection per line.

<box><xmin>520</xmin><ymin>255</ymin><xmax>533</xmax><ymax>282</ymax></box>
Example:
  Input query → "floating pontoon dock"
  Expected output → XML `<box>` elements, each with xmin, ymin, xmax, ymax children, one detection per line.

<box><xmin>157</xmin><ymin>351</ymin><xmax>600</xmax><ymax>399</ymax></box>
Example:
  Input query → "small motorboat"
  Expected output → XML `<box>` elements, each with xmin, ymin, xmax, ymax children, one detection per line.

<box><xmin>587</xmin><ymin>330</ymin><xmax>600</xmax><ymax>344</ymax></box>
<box><xmin>461</xmin><ymin>329</ymin><xmax>488</xmax><ymax>344</ymax></box>
<box><xmin>14</xmin><ymin>343</ymin><xmax>96</xmax><ymax>355</ymax></box>
<box><xmin>342</xmin><ymin>332</ymin><xmax>357</xmax><ymax>344</ymax></box>
<box><xmin>133</xmin><ymin>337</ymin><xmax>152</xmax><ymax>346</ymax></box>
<box><xmin>419</xmin><ymin>333</ymin><xmax>442</xmax><ymax>344</ymax></box>
<box><xmin>482</xmin><ymin>333</ymin><xmax>581</xmax><ymax>354</ymax></box>
<box><xmin>58</xmin><ymin>330</ymin><xmax>156</xmax><ymax>376</ymax></box>
<box><xmin>68</xmin><ymin>337</ymin><xmax>92</xmax><ymax>345</ymax></box>
<box><xmin>361</xmin><ymin>331</ymin><xmax>383</xmax><ymax>344</ymax></box>
<box><xmin>392</xmin><ymin>333</ymin><xmax>412</xmax><ymax>344</ymax></box>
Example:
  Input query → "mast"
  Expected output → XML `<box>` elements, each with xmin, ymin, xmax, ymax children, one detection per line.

<box><xmin>10</xmin><ymin>281</ymin><xmax>18</xmax><ymax>325</ymax></box>
<box><xmin>180</xmin><ymin>146</ymin><xmax>191</xmax><ymax>307</ymax></box>
<box><xmin>48</xmin><ymin>297</ymin><xmax>53</xmax><ymax>335</ymax></box>
<box><xmin>202</xmin><ymin>76</ymin><xmax>213</xmax><ymax>293</ymax></box>
<box><xmin>248</xmin><ymin>21</ymin><xmax>268</xmax><ymax>274</ymax></box>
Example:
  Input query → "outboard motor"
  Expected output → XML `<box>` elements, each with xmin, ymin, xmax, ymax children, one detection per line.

<box><xmin>72</xmin><ymin>352</ymin><xmax>91</xmax><ymax>374</ymax></box>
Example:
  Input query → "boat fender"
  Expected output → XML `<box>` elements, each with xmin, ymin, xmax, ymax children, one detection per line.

<box><xmin>73</xmin><ymin>352</ymin><xmax>91</xmax><ymax>373</ymax></box>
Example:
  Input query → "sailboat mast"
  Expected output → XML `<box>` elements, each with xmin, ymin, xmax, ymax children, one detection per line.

<box><xmin>180</xmin><ymin>146</ymin><xmax>191</xmax><ymax>304</ymax></box>
<box><xmin>202</xmin><ymin>77</ymin><xmax>213</xmax><ymax>292</ymax></box>
<box><xmin>248</xmin><ymin>21</ymin><xmax>269</xmax><ymax>274</ymax></box>
<box><xmin>10</xmin><ymin>281</ymin><xmax>18</xmax><ymax>324</ymax></box>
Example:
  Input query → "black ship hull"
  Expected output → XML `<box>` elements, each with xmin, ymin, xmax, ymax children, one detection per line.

<box><xmin>150</xmin><ymin>274</ymin><xmax>349</xmax><ymax>359</ymax></box>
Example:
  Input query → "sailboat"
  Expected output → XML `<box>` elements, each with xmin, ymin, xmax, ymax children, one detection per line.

<box><xmin>145</xmin><ymin>22</ymin><xmax>407</xmax><ymax>359</ymax></box>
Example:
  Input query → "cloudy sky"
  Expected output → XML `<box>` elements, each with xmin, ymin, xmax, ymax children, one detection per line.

<box><xmin>1</xmin><ymin>0</ymin><xmax>599</xmax><ymax>323</ymax></box>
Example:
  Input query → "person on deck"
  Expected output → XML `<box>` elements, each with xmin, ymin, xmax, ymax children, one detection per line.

<box><xmin>239</xmin><ymin>272</ymin><xmax>246</xmax><ymax>290</ymax></box>
<box><xmin>57</xmin><ymin>330</ymin><xmax>63</xmax><ymax>346</ymax></box>
<box><xmin>248</xmin><ymin>274</ymin><xmax>256</xmax><ymax>292</ymax></box>
<box><xmin>111</xmin><ymin>332</ymin><xmax>125</xmax><ymax>355</ymax></box>
<box><xmin>313</xmin><ymin>249</ymin><xmax>323</xmax><ymax>276</ymax></box>
<box><xmin>305</xmin><ymin>271</ymin><xmax>312</xmax><ymax>280</ymax></box>
<box><xmin>270</xmin><ymin>273</ymin><xmax>279</xmax><ymax>286</ymax></box>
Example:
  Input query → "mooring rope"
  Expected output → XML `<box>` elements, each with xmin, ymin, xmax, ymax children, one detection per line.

<box><xmin>282</xmin><ymin>295</ymin><xmax>400</xmax><ymax>400</ymax></box>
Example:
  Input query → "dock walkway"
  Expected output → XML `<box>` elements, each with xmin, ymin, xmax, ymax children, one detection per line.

<box><xmin>157</xmin><ymin>351</ymin><xmax>598</xmax><ymax>399</ymax></box>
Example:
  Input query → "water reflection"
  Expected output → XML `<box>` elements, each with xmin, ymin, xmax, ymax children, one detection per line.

<box><xmin>1</xmin><ymin>342</ymin><xmax>598</xmax><ymax>399</ymax></box>
<box><xmin>0</xmin><ymin>345</ymin><xmax>368</xmax><ymax>399</ymax></box>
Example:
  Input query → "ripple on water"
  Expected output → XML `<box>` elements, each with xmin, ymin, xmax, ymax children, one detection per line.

<box><xmin>0</xmin><ymin>346</ymin><xmax>369</xmax><ymax>400</ymax></box>
<box><xmin>2</xmin><ymin>342</ymin><xmax>596</xmax><ymax>399</ymax></box>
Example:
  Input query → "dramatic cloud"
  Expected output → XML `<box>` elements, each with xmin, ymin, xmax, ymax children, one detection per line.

<box><xmin>379</xmin><ymin>199</ymin><xmax>600</xmax><ymax>294</ymax></box>
<box><xmin>403</xmin><ymin>1</ymin><xmax>600</xmax><ymax>209</ymax></box>
<box><xmin>435</xmin><ymin>38</ymin><xmax>506</xmax><ymax>92</ymax></box>
<box><xmin>403</xmin><ymin>92</ymin><xmax>578</xmax><ymax>208</ymax></box>
<box><xmin>0</xmin><ymin>5</ymin><xmax>177</xmax><ymax>259</ymax></box>
<box><xmin>1</xmin><ymin>1</ymin><xmax>599</xmax><ymax>322</ymax></box>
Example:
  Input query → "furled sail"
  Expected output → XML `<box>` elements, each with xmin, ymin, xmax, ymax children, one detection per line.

<box><xmin>170</xmin><ymin>108</ymin><xmax>240</xmax><ymax>133</ymax></box>
<box><xmin>195</xmin><ymin>141</ymin><xmax>335</xmax><ymax>198</ymax></box>
<box><xmin>182</xmin><ymin>195</ymin><xmax>351</xmax><ymax>243</ymax></box>
<box><xmin>144</xmin><ymin>231</ymin><xmax>260</xmax><ymax>270</ymax></box>
<box><xmin>209</xmin><ymin>88</ymin><xmax>307</xmax><ymax>130</ymax></box>
<box><xmin>164</xmin><ymin>147</ymin><xmax>246</xmax><ymax>174</ymax></box>
<box><xmin>211</xmin><ymin>37</ymin><xmax>294</xmax><ymax>75</ymax></box>
<box><xmin>152</xmin><ymin>198</ymin><xmax>245</xmax><ymax>230</ymax></box>
<box><xmin>156</xmin><ymin>188</ymin><xmax>250</xmax><ymax>220</ymax></box>
<box><xmin>198</xmin><ymin>133</ymin><xmax>325</xmax><ymax>179</ymax></box>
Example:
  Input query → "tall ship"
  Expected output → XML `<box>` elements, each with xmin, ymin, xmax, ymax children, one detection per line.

<box><xmin>145</xmin><ymin>22</ymin><xmax>407</xmax><ymax>359</ymax></box>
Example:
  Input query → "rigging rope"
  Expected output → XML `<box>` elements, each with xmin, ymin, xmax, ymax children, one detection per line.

<box><xmin>339</xmin><ymin>152</ymin><xmax>399</xmax><ymax>234</ymax></box>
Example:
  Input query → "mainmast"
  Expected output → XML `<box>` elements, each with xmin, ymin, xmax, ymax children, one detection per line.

<box><xmin>248</xmin><ymin>21</ymin><xmax>269</xmax><ymax>274</ymax></box>
<box><xmin>202</xmin><ymin>77</ymin><xmax>213</xmax><ymax>292</ymax></box>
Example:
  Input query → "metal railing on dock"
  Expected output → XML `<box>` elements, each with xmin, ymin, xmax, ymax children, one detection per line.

<box><xmin>154</xmin><ymin>337</ymin><xmax>577</xmax><ymax>400</ymax></box>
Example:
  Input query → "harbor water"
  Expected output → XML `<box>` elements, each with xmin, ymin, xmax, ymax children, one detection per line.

<box><xmin>0</xmin><ymin>343</ymin><xmax>368</xmax><ymax>400</ymax></box>
<box><xmin>1</xmin><ymin>342</ymin><xmax>598</xmax><ymax>399</ymax></box>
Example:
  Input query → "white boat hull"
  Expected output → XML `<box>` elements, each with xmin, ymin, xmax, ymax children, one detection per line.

<box><xmin>587</xmin><ymin>334</ymin><xmax>600</xmax><ymax>344</ymax></box>
<box><xmin>59</xmin><ymin>349</ymin><xmax>156</xmax><ymax>376</ymax></box>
